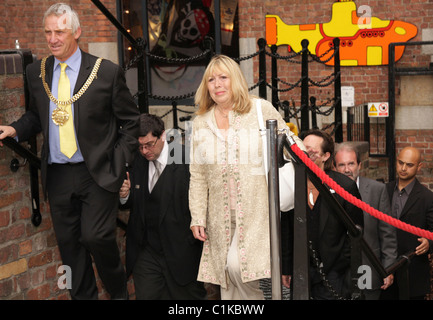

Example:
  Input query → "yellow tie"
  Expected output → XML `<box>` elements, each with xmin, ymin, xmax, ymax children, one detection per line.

<box><xmin>58</xmin><ymin>63</ymin><xmax>77</xmax><ymax>158</ymax></box>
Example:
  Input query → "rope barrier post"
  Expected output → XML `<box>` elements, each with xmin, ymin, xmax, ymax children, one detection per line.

<box><xmin>271</xmin><ymin>45</ymin><xmax>279</xmax><ymax>109</ymax></box>
<box><xmin>136</xmin><ymin>37</ymin><xmax>149</xmax><ymax>113</ymax></box>
<box><xmin>290</xmin><ymin>142</ymin><xmax>310</xmax><ymax>300</ymax></box>
<box><xmin>300</xmin><ymin>39</ymin><xmax>310</xmax><ymax>134</ymax></box>
<box><xmin>266</xmin><ymin>119</ymin><xmax>282</xmax><ymax>300</ymax></box>
<box><xmin>258</xmin><ymin>38</ymin><xmax>267</xmax><ymax>100</ymax></box>
<box><xmin>310</xmin><ymin>96</ymin><xmax>317</xmax><ymax>128</ymax></box>
<box><xmin>172</xmin><ymin>101</ymin><xmax>178</xmax><ymax>130</ymax></box>
<box><xmin>333</xmin><ymin>37</ymin><xmax>342</xmax><ymax>142</ymax></box>
<box><xmin>350</xmin><ymin>227</ymin><xmax>363</xmax><ymax>300</ymax></box>
<box><xmin>387</xmin><ymin>43</ymin><xmax>397</xmax><ymax>182</ymax></box>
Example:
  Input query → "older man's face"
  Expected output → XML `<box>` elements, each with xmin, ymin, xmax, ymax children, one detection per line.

<box><xmin>44</xmin><ymin>14</ymin><xmax>81</xmax><ymax>61</ymax></box>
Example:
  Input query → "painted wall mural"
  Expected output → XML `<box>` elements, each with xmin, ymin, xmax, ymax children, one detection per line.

<box><xmin>265</xmin><ymin>0</ymin><xmax>418</xmax><ymax>66</ymax></box>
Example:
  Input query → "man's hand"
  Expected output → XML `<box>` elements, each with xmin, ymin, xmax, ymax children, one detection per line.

<box><xmin>0</xmin><ymin>126</ymin><xmax>17</xmax><ymax>147</ymax></box>
<box><xmin>282</xmin><ymin>275</ymin><xmax>291</xmax><ymax>289</ymax></box>
<box><xmin>119</xmin><ymin>171</ymin><xmax>131</xmax><ymax>198</ymax></box>
<box><xmin>381</xmin><ymin>274</ymin><xmax>394</xmax><ymax>290</ymax></box>
<box><xmin>415</xmin><ymin>237</ymin><xmax>429</xmax><ymax>255</ymax></box>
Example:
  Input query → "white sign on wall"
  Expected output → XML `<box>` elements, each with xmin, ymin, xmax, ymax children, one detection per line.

<box><xmin>341</xmin><ymin>86</ymin><xmax>355</xmax><ymax>107</ymax></box>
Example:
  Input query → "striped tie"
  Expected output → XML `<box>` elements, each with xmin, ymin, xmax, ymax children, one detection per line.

<box><xmin>150</xmin><ymin>161</ymin><xmax>161</xmax><ymax>191</ymax></box>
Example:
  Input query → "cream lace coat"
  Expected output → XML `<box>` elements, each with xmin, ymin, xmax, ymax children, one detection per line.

<box><xmin>189</xmin><ymin>98</ymin><xmax>303</xmax><ymax>288</ymax></box>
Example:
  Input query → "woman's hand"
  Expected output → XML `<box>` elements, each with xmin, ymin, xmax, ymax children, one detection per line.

<box><xmin>191</xmin><ymin>225</ymin><xmax>207</xmax><ymax>242</ymax></box>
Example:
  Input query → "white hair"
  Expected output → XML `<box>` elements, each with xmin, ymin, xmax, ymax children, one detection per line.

<box><xmin>43</xmin><ymin>3</ymin><xmax>81</xmax><ymax>34</ymax></box>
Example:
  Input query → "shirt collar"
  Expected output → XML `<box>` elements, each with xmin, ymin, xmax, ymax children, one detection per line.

<box><xmin>155</xmin><ymin>140</ymin><xmax>169</xmax><ymax>167</ymax></box>
<box><xmin>54</xmin><ymin>48</ymin><xmax>81</xmax><ymax>72</ymax></box>
<box><xmin>395</xmin><ymin>178</ymin><xmax>416</xmax><ymax>194</ymax></box>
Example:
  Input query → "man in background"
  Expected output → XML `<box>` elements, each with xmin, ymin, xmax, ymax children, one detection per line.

<box><xmin>334</xmin><ymin>142</ymin><xmax>397</xmax><ymax>300</ymax></box>
<box><xmin>120</xmin><ymin>114</ymin><xmax>206</xmax><ymax>300</ymax></box>
<box><xmin>383</xmin><ymin>147</ymin><xmax>433</xmax><ymax>300</ymax></box>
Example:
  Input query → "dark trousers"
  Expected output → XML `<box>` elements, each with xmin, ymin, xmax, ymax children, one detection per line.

<box><xmin>133</xmin><ymin>245</ymin><xmax>206</xmax><ymax>300</ymax></box>
<box><xmin>47</xmin><ymin>163</ymin><xmax>127</xmax><ymax>300</ymax></box>
<box><xmin>310</xmin><ymin>267</ymin><xmax>350</xmax><ymax>300</ymax></box>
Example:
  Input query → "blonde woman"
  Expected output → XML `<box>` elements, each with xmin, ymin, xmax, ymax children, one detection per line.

<box><xmin>189</xmin><ymin>55</ymin><xmax>304</xmax><ymax>299</ymax></box>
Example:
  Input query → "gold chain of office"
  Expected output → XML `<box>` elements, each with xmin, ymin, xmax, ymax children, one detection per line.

<box><xmin>40</xmin><ymin>56</ymin><xmax>103</xmax><ymax>126</ymax></box>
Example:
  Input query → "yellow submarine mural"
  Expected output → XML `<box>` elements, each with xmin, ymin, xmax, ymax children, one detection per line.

<box><xmin>265</xmin><ymin>0</ymin><xmax>418</xmax><ymax>66</ymax></box>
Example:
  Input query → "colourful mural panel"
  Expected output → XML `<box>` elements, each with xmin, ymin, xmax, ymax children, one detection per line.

<box><xmin>265</xmin><ymin>0</ymin><xmax>418</xmax><ymax>66</ymax></box>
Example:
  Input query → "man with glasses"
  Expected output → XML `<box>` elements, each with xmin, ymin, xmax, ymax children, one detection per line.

<box><xmin>119</xmin><ymin>113</ymin><xmax>206</xmax><ymax>299</ymax></box>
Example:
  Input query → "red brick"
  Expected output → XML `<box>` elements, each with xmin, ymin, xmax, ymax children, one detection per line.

<box><xmin>0</xmin><ymin>192</ymin><xmax>22</xmax><ymax>209</ymax></box>
<box><xmin>26</xmin><ymin>283</ymin><xmax>51</xmax><ymax>300</ymax></box>
<box><xmin>5</xmin><ymin>223</ymin><xmax>25</xmax><ymax>241</ymax></box>
<box><xmin>28</xmin><ymin>251</ymin><xmax>53</xmax><ymax>268</ymax></box>
<box><xmin>3</xmin><ymin>77</ymin><xmax>23</xmax><ymax>90</ymax></box>
<box><xmin>19</xmin><ymin>240</ymin><xmax>32</xmax><ymax>256</ymax></box>
<box><xmin>18</xmin><ymin>207</ymin><xmax>30</xmax><ymax>220</ymax></box>
<box><xmin>0</xmin><ymin>210</ymin><xmax>10</xmax><ymax>227</ymax></box>
<box><xmin>0</xmin><ymin>279</ymin><xmax>13</xmax><ymax>297</ymax></box>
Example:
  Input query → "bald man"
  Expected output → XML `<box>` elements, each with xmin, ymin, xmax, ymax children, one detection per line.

<box><xmin>382</xmin><ymin>147</ymin><xmax>433</xmax><ymax>300</ymax></box>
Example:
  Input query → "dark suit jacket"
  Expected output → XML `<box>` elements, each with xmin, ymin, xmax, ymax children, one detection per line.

<box><xmin>358</xmin><ymin>176</ymin><xmax>397</xmax><ymax>290</ymax></box>
<box><xmin>10</xmin><ymin>51</ymin><xmax>139</xmax><ymax>193</ymax></box>
<box><xmin>386</xmin><ymin>178</ymin><xmax>433</xmax><ymax>297</ymax></box>
<box><xmin>282</xmin><ymin>170</ymin><xmax>364</xmax><ymax>276</ymax></box>
<box><xmin>124</xmin><ymin>144</ymin><xmax>202</xmax><ymax>286</ymax></box>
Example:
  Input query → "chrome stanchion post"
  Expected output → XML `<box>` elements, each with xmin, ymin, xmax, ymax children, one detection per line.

<box><xmin>266</xmin><ymin>119</ymin><xmax>282</xmax><ymax>300</ymax></box>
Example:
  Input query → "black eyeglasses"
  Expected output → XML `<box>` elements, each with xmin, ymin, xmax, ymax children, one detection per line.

<box><xmin>139</xmin><ymin>137</ymin><xmax>159</xmax><ymax>150</ymax></box>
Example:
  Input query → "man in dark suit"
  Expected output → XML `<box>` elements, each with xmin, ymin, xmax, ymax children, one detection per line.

<box><xmin>120</xmin><ymin>113</ymin><xmax>206</xmax><ymax>300</ymax></box>
<box><xmin>334</xmin><ymin>143</ymin><xmax>398</xmax><ymax>300</ymax></box>
<box><xmin>382</xmin><ymin>146</ymin><xmax>433</xmax><ymax>300</ymax></box>
<box><xmin>0</xmin><ymin>3</ymin><xmax>139</xmax><ymax>299</ymax></box>
<box><xmin>282</xmin><ymin>129</ymin><xmax>364</xmax><ymax>300</ymax></box>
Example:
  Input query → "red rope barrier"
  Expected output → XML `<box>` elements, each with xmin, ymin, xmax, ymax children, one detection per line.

<box><xmin>290</xmin><ymin>143</ymin><xmax>433</xmax><ymax>241</ymax></box>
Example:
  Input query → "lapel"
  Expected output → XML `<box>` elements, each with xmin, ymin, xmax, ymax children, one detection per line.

<box><xmin>74</xmin><ymin>51</ymin><xmax>93</xmax><ymax>95</ymax></box>
<box><xmin>42</xmin><ymin>56</ymin><xmax>55</xmax><ymax>136</ymax></box>
<box><xmin>136</xmin><ymin>158</ymin><xmax>149</xmax><ymax>227</ymax></box>
<box><xmin>399</xmin><ymin>179</ymin><xmax>422</xmax><ymax>220</ymax></box>
<box><xmin>359</xmin><ymin>176</ymin><xmax>370</xmax><ymax>203</ymax></box>
<box><xmin>44</xmin><ymin>56</ymin><xmax>54</xmax><ymax>91</ymax></box>
<box><xmin>73</xmin><ymin>52</ymin><xmax>93</xmax><ymax>135</ymax></box>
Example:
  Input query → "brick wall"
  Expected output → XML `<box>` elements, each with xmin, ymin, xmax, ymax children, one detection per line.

<box><xmin>0</xmin><ymin>53</ymin><xmax>63</xmax><ymax>299</ymax></box>
<box><xmin>0</xmin><ymin>0</ymin><xmax>118</xmax><ymax>57</ymax></box>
